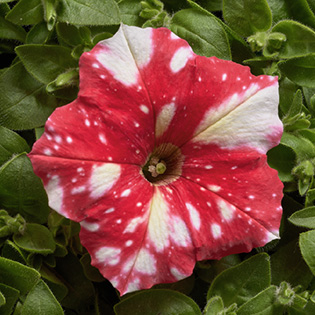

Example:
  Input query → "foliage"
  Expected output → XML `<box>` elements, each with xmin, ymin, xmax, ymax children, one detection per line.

<box><xmin>1</xmin><ymin>0</ymin><xmax>315</xmax><ymax>313</ymax></box>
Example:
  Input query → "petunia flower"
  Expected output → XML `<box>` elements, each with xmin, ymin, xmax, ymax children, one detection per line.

<box><xmin>28</xmin><ymin>24</ymin><xmax>283</xmax><ymax>295</ymax></box>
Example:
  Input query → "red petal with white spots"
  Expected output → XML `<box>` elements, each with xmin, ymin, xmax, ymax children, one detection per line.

<box><xmin>28</xmin><ymin>24</ymin><xmax>283</xmax><ymax>296</ymax></box>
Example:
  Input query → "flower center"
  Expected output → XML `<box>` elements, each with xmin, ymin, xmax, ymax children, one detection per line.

<box><xmin>142</xmin><ymin>143</ymin><xmax>183</xmax><ymax>186</ymax></box>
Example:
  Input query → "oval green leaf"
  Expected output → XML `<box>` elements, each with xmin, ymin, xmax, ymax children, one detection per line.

<box><xmin>16</xmin><ymin>44</ymin><xmax>78</xmax><ymax>84</ymax></box>
<box><xmin>272</xmin><ymin>20</ymin><xmax>315</xmax><ymax>58</ymax></box>
<box><xmin>20</xmin><ymin>280</ymin><xmax>63</xmax><ymax>315</ymax></box>
<box><xmin>289</xmin><ymin>207</ymin><xmax>315</xmax><ymax>229</ymax></box>
<box><xmin>0</xmin><ymin>153</ymin><xmax>50</xmax><ymax>224</ymax></box>
<box><xmin>278</xmin><ymin>54</ymin><xmax>315</xmax><ymax>88</ymax></box>
<box><xmin>207</xmin><ymin>253</ymin><xmax>271</xmax><ymax>307</ymax></box>
<box><xmin>0</xmin><ymin>257</ymin><xmax>40</xmax><ymax>295</ymax></box>
<box><xmin>56</xmin><ymin>0</ymin><xmax>120</xmax><ymax>26</ymax></box>
<box><xmin>13</xmin><ymin>223</ymin><xmax>56</xmax><ymax>254</ymax></box>
<box><xmin>114</xmin><ymin>289</ymin><xmax>202</xmax><ymax>315</ymax></box>
<box><xmin>170</xmin><ymin>8</ymin><xmax>231</xmax><ymax>59</ymax></box>
<box><xmin>300</xmin><ymin>230</ymin><xmax>315</xmax><ymax>275</ymax></box>
<box><xmin>0</xmin><ymin>62</ymin><xmax>58</xmax><ymax>130</ymax></box>
<box><xmin>223</xmin><ymin>0</ymin><xmax>272</xmax><ymax>37</ymax></box>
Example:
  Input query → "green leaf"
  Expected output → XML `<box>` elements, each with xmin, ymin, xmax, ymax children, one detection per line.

<box><xmin>114</xmin><ymin>289</ymin><xmax>202</xmax><ymax>315</ymax></box>
<box><xmin>118</xmin><ymin>0</ymin><xmax>146</xmax><ymax>26</ymax></box>
<box><xmin>1</xmin><ymin>240</ymin><xmax>28</xmax><ymax>265</ymax></box>
<box><xmin>223</xmin><ymin>0</ymin><xmax>272</xmax><ymax>37</ymax></box>
<box><xmin>39</xmin><ymin>265</ymin><xmax>68</xmax><ymax>302</ymax></box>
<box><xmin>267</xmin><ymin>144</ymin><xmax>295</xmax><ymax>182</ymax></box>
<box><xmin>289</xmin><ymin>207</ymin><xmax>315</xmax><ymax>229</ymax></box>
<box><xmin>195</xmin><ymin>0</ymin><xmax>222</xmax><ymax>12</ymax></box>
<box><xmin>0</xmin><ymin>291</ymin><xmax>5</xmax><ymax>307</ymax></box>
<box><xmin>278</xmin><ymin>54</ymin><xmax>315</xmax><ymax>88</ymax></box>
<box><xmin>207</xmin><ymin>253</ymin><xmax>271</xmax><ymax>307</ymax></box>
<box><xmin>272</xmin><ymin>20</ymin><xmax>315</xmax><ymax>58</ymax></box>
<box><xmin>56</xmin><ymin>22</ymin><xmax>85</xmax><ymax>47</ymax></box>
<box><xmin>80</xmin><ymin>253</ymin><xmax>104</xmax><ymax>282</ymax></box>
<box><xmin>54</xmin><ymin>252</ymin><xmax>95</xmax><ymax>310</ymax></box>
<box><xmin>13</xmin><ymin>223</ymin><xmax>56</xmax><ymax>254</ymax></box>
<box><xmin>0</xmin><ymin>17</ymin><xmax>26</xmax><ymax>42</ymax></box>
<box><xmin>56</xmin><ymin>0</ymin><xmax>120</xmax><ymax>26</ymax></box>
<box><xmin>20</xmin><ymin>280</ymin><xmax>63</xmax><ymax>315</ymax></box>
<box><xmin>16</xmin><ymin>44</ymin><xmax>78</xmax><ymax>84</ymax></box>
<box><xmin>0</xmin><ymin>153</ymin><xmax>50</xmax><ymax>224</ymax></box>
<box><xmin>170</xmin><ymin>8</ymin><xmax>231</xmax><ymax>59</ymax></box>
<box><xmin>267</xmin><ymin>0</ymin><xmax>315</xmax><ymax>29</ymax></box>
<box><xmin>0</xmin><ymin>126</ymin><xmax>30</xmax><ymax>165</ymax></box>
<box><xmin>203</xmin><ymin>296</ymin><xmax>224</xmax><ymax>315</ymax></box>
<box><xmin>26</xmin><ymin>22</ymin><xmax>52</xmax><ymax>44</ymax></box>
<box><xmin>270</xmin><ymin>241</ymin><xmax>313</xmax><ymax>289</ymax></box>
<box><xmin>237</xmin><ymin>285</ymin><xmax>284</xmax><ymax>315</ymax></box>
<box><xmin>0</xmin><ymin>284</ymin><xmax>20</xmax><ymax>315</ymax></box>
<box><xmin>300</xmin><ymin>230</ymin><xmax>315</xmax><ymax>275</ymax></box>
<box><xmin>0</xmin><ymin>62</ymin><xmax>57</xmax><ymax>130</ymax></box>
<box><xmin>0</xmin><ymin>257</ymin><xmax>40</xmax><ymax>295</ymax></box>
<box><xmin>5</xmin><ymin>0</ymin><xmax>43</xmax><ymax>25</ymax></box>
<box><xmin>281</xmin><ymin>132</ymin><xmax>315</xmax><ymax>162</ymax></box>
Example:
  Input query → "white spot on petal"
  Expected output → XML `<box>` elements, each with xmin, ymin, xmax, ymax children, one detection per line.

<box><xmin>124</xmin><ymin>216</ymin><xmax>145</xmax><ymax>233</ymax></box>
<box><xmin>105</xmin><ymin>207</ymin><xmax>115</xmax><ymax>214</ymax></box>
<box><xmin>208</xmin><ymin>185</ymin><xmax>221</xmax><ymax>192</ymax></box>
<box><xmin>99</xmin><ymin>133</ymin><xmax>107</xmax><ymax>144</ymax></box>
<box><xmin>140</xmin><ymin>105</ymin><xmax>149</xmax><ymax>114</ymax></box>
<box><xmin>218</xmin><ymin>199</ymin><xmax>235</xmax><ymax>221</ymax></box>
<box><xmin>211</xmin><ymin>223</ymin><xmax>221</xmax><ymax>239</ymax></box>
<box><xmin>81</xmin><ymin>221</ymin><xmax>99</xmax><ymax>232</ymax></box>
<box><xmin>90</xmin><ymin>163</ymin><xmax>120</xmax><ymax>198</ymax></box>
<box><xmin>186</xmin><ymin>203</ymin><xmax>201</xmax><ymax>230</ymax></box>
<box><xmin>55</xmin><ymin>135</ymin><xmax>62</xmax><ymax>143</ymax></box>
<box><xmin>134</xmin><ymin>248</ymin><xmax>156</xmax><ymax>275</ymax></box>
<box><xmin>170</xmin><ymin>46</ymin><xmax>193</xmax><ymax>73</ymax></box>
<box><xmin>205</xmin><ymin>165</ymin><xmax>213</xmax><ymax>169</ymax></box>
<box><xmin>95</xmin><ymin>247</ymin><xmax>121</xmax><ymax>266</ymax></box>
<box><xmin>125</xmin><ymin>240</ymin><xmax>133</xmax><ymax>247</ymax></box>
<box><xmin>45</xmin><ymin>176</ymin><xmax>63</xmax><ymax>214</ymax></box>
<box><xmin>222</xmin><ymin>73</ymin><xmax>227</xmax><ymax>81</ymax></box>
<box><xmin>170</xmin><ymin>216</ymin><xmax>191</xmax><ymax>247</ymax></box>
<box><xmin>121</xmin><ymin>189</ymin><xmax>131</xmax><ymax>197</ymax></box>
<box><xmin>170</xmin><ymin>267</ymin><xmax>186</xmax><ymax>280</ymax></box>
<box><xmin>44</xmin><ymin>148</ymin><xmax>52</xmax><ymax>156</ymax></box>
<box><xmin>66</xmin><ymin>136</ymin><xmax>73</xmax><ymax>143</ymax></box>
<box><xmin>71</xmin><ymin>186</ymin><xmax>85</xmax><ymax>194</ymax></box>
<box><xmin>155</xmin><ymin>102</ymin><xmax>176</xmax><ymax>137</ymax></box>
<box><xmin>85</xmin><ymin>119</ymin><xmax>91</xmax><ymax>127</ymax></box>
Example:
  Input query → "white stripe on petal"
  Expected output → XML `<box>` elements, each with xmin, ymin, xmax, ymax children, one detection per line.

<box><xmin>148</xmin><ymin>189</ymin><xmax>170</xmax><ymax>251</ymax></box>
<box><xmin>193</xmin><ymin>84</ymin><xmax>281</xmax><ymax>153</ymax></box>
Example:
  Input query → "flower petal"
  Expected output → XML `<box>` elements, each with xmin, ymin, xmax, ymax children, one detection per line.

<box><xmin>28</xmin><ymin>154</ymin><xmax>144</xmax><ymax>222</ymax></box>
<box><xmin>180</xmin><ymin>143</ymin><xmax>283</xmax><ymax>250</ymax></box>
<box><xmin>80</xmin><ymin>185</ymin><xmax>196</xmax><ymax>295</ymax></box>
<box><xmin>28</xmin><ymin>93</ymin><xmax>154</xmax><ymax>165</ymax></box>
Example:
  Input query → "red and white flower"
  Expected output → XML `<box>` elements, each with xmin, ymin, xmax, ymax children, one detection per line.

<box><xmin>28</xmin><ymin>24</ymin><xmax>283</xmax><ymax>295</ymax></box>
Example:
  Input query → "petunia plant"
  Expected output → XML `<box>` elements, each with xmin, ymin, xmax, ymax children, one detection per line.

<box><xmin>1</xmin><ymin>0</ymin><xmax>315</xmax><ymax>314</ymax></box>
